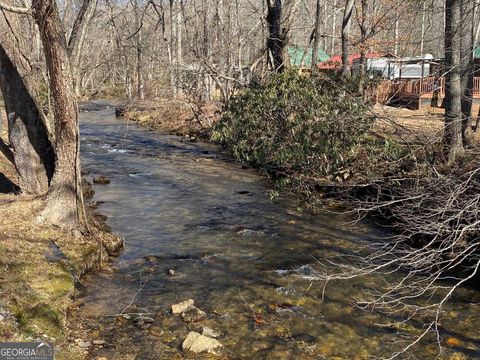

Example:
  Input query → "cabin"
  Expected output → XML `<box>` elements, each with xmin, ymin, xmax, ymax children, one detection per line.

<box><xmin>371</xmin><ymin>48</ymin><xmax>480</xmax><ymax>111</ymax></box>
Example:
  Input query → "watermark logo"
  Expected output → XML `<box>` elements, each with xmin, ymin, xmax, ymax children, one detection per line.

<box><xmin>0</xmin><ymin>342</ymin><xmax>53</xmax><ymax>360</ymax></box>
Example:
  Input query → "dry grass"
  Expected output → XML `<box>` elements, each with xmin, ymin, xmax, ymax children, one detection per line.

<box><xmin>372</xmin><ymin>105</ymin><xmax>480</xmax><ymax>146</ymax></box>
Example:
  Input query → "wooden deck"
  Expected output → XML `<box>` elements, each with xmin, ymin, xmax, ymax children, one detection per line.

<box><xmin>372</xmin><ymin>77</ymin><xmax>480</xmax><ymax>110</ymax></box>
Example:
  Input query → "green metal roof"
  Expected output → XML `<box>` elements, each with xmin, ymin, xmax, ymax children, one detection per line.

<box><xmin>288</xmin><ymin>46</ymin><xmax>330</xmax><ymax>68</ymax></box>
<box><xmin>475</xmin><ymin>45</ymin><xmax>480</xmax><ymax>59</ymax></box>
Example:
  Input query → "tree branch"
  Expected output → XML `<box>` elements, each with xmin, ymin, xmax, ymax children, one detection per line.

<box><xmin>0</xmin><ymin>1</ymin><xmax>31</xmax><ymax>14</ymax></box>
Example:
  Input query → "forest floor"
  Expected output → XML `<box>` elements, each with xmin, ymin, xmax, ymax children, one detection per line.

<box><xmin>372</xmin><ymin>104</ymin><xmax>480</xmax><ymax>144</ymax></box>
<box><xmin>0</xmin><ymin>129</ymin><xmax>123</xmax><ymax>358</ymax></box>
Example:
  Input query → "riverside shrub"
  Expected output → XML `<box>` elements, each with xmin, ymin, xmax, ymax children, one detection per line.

<box><xmin>212</xmin><ymin>72</ymin><xmax>379</xmax><ymax>183</ymax></box>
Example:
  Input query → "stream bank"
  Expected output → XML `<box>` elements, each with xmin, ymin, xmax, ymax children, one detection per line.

<box><xmin>0</xmin><ymin>136</ymin><xmax>123</xmax><ymax>359</ymax></box>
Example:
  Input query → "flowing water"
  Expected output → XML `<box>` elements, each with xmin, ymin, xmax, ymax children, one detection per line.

<box><xmin>74</xmin><ymin>104</ymin><xmax>480</xmax><ymax>359</ymax></box>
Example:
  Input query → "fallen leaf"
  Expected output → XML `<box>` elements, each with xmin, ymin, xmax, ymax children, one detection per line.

<box><xmin>446</xmin><ymin>337</ymin><xmax>461</xmax><ymax>347</ymax></box>
<box><xmin>254</xmin><ymin>312</ymin><xmax>265</xmax><ymax>325</ymax></box>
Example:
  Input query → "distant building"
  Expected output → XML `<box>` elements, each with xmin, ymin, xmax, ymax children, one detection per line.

<box><xmin>288</xmin><ymin>46</ymin><xmax>330</xmax><ymax>69</ymax></box>
<box><xmin>358</xmin><ymin>54</ymin><xmax>436</xmax><ymax>79</ymax></box>
<box><xmin>317</xmin><ymin>53</ymin><xmax>382</xmax><ymax>71</ymax></box>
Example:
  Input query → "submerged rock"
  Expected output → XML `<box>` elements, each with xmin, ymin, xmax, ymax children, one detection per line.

<box><xmin>143</xmin><ymin>255</ymin><xmax>159</xmax><ymax>262</ymax></box>
<box><xmin>133</xmin><ymin>316</ymin><xmax>155</xmax><ymax>329</ymax></box>
<box><xmin>134</xmin><ymin>316</ymin><xmax>154</xmax><ymax>323</ymax></box>
<box><xmin>167</xmin><ymin>269</ymin><xmax>176</xmax><ymax>276</ymax></box>
<box><xmin>115</xmin><ymin>107</ymin><xmax>126</xmax><ymax>117</ymax></box>
<box><xmin>181</xmin><ymin>306</ymin><xmax>206</xmax><ymax>323</ymax></box>
<box><xmin>93</xmin><ymin>176</ymin><xmax>111</xmax><ymax>184</ymax></box>
<box><xmin>171</xmin><ymin>299</ymin><xmax>194</xmax><ymax>314</ymax></box>
<box><xmin>202</xmin><ymin>326</ymin><xmax>220</xmax><ymax>338</ymax></box>
<box><xmin>182</xmin><ymin>331</ymin><xmax>223</xmax><ymax>355</ymax></box>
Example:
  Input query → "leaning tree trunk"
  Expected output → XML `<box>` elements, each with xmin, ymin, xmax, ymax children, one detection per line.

<box><xmin>33</xmin><ymin>0</ymin><xmax>82</xmax><ymax>229</ymax></box>
<box><xmin>341</xmin><ymin>0</ymin><xmax>355</xmax><ymax>75</ymax></box>
<box><xmin>0</xmin><ymin>44</ymin><xmax>54</xmax><ymax>195</ymax></box>
<box><xmin>444</xmin><ymin>0</ymin><xmax>464</xmax><ymax>164</ymax></box>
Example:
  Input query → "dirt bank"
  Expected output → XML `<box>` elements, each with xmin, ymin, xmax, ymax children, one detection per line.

<box><xmin>117</xmin><ymin>98</ymin><xmax>220</xmax><ymax>138</ymax></box>
<box><xmin>0</xmin><ymin>142</ymin><xmax>123</xmax><ymax>359</ymax></box>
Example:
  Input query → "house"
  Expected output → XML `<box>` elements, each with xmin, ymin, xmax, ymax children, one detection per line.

<box><xmin>373</xmin><ymin>48</ymin><xmax>480</xmax><ymax>109</ymax></box>
<box><xmin>360</xmin><ymin>54</ymin><xmax>435</xmax><ymax>79</ymax></box>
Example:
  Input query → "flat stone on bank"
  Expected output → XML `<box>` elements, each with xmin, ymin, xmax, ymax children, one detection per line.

<box><xmin>77</xmin><ymin>340</ymin><xmax>92</xmax><ymax>348</ymax></box>
<box><xmin>182</xmin><ymin>331</ymin><xmax>223</xmax><ymax>355</ymax></box>
<box><xmin>171</xmin><ymin>299</ymin><xmax>194</xmax><ymax>314</ymax></box>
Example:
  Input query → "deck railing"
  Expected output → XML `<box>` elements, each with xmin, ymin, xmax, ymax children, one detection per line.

<box><xmin>369</xmin><ymin>77</ymin><xmax>480</xmax><ymax>105</ymax></box>
<box><xmin>389</xmin><ymin>77</ymin><xmax>478</xmax><ymax>97</ymax></box>
<box><xmin>474</xmin><ymin>77</ymin><xmax>480</xmax><ymax>95</ymax></box>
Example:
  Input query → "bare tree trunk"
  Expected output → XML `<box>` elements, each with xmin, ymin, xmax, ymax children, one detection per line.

<box><xmin>265</xmin><ymin>0</ymin><xmax>301</xmax><ymax>72</ymax></box>
<box><xmin>266</xmin><ymin>0</ymin><xmax>284</xmax><ymax>71</ymax></box>
<box><xmin>420</xmin><ymin>0</ymin><xmax>426</xmax><ymax>55</ymax></box>
<box><xmin>475</xmin><ymin>0</ymin><xmax>480</xmax><ymax>45</ymax></box>
<box><xmin>133</xmin><ymin>0</ymin><xmax>145</xmax><ymax>100</ymax></box>
<box><xmin>0</xmin><ymin>44</ymin><xmax>55</xmax><ymax>195</ymax></box>
<box><xmin>311</xmin><ymin>0</ymin><xmax>322</xmax><ymax>72</ymax></box>
<box><xmin>32</xmin><ymin>0</ymin><xmax>83</xmax><ymax>229</ymax></box>
<box><xmin>67</xmin><ymin>0</ymin><xmax>97</xmax><ymax>97</ymax></box>
<box><xmin>331</xmin><ymin>0</ymin><xmax>337</xmax><ymax>54</ymax></box>
<box><xmin>136</xmin><ymin>32</ymin><xmax>145</xmax><ymax>100</ymax></box>
<box><xmin>393</xmin><ymin>11</ymin><xmax>399</xmax><ymax>56</ymax></box>
<box><xmin>176</xmin><ymin>0</ymin><xmax>183</xmax><ymax>85</ymax></box>
<box><xmin>460</xmin><ymin>0</ymin><xmax>474</xmax><ymax>143</ymax></box>
<box><xmin>444</xmin><ymin>0</ymin><xmax>464</xmax><ymax>164</ymax></box>
<box><xmin>341</xmin><ymin>0</ymin><xmax>355</xmax><ymax>75</ymax></box>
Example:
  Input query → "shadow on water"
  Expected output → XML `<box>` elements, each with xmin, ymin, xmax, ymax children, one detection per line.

<box><xmin>73</xmin><ymin>106</ymin><xmax>480</xmax><ymax>359</ymax></box>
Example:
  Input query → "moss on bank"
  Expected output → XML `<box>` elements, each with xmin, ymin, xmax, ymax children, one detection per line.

<box><xmin>0</xmin><ymin>152</ymin><xmax>123</xmax><ymax>357</ymax></box>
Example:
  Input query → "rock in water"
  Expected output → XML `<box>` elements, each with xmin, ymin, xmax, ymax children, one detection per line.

<box><xmin>181</xmin><ymin>306</ymin><xmax>206</xmax><ymax>323</ymax></box>
<box><xmin>93</xmin><ymin>176</ymin><xmax>111</xmax><ymax>184</ymax></box>
<box><xmin>171</xmin><ymin>299</ymin><xmax>194</xmax><ymax>314</ymax></box>
<box><xmin>202</xmin><ymin>326</ymin><xmax>220</xmax><ymax>338</ymax></box>
<box><xmin>115</xmin><ymin>107</ymin><xmax>126</xmax><ymax>117</ymax></box>
<box><xmin>182</xmin><ymin>331</ymin><xmax>223</xmax><ymax>355</ymax></box>
<box><xmin>133</xmin><ymin>316</ymin><xmax>155</xmax><ymax>329</ymax></box>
